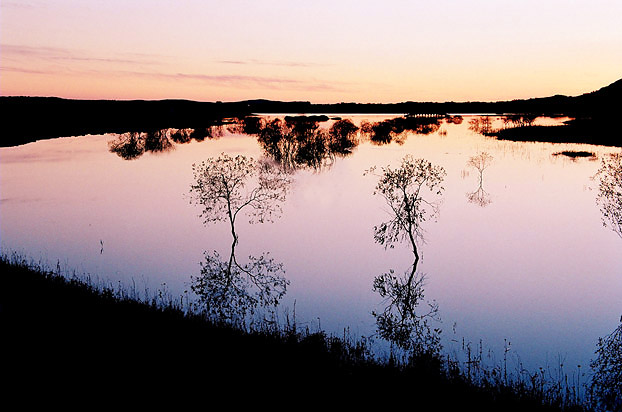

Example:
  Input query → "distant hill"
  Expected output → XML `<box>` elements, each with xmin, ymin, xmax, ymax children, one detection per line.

<box><xmin>578</xmin><ymin>77</ymin><xmax>622</xmax><ymax>101</ymax></box>
<box><xmin>239</xmin><ymin>77</ymin><xmax>622</xmax><ymax>116</ymax></box>
<box><xmin>515</xmin><ymin>77</ymin><xmax>621</xmax><ymax>115</ymax></box>
<box><xmin>487</xmin><ymin>78</ymin><xmax>622</xmax><ymax>146</ymax></box>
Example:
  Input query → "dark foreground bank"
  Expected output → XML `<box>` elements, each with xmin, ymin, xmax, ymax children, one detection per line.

<box><xmin>0</xmin><ymin>255</ymin><xmax>590</xmax><ymax>410</ymax></box>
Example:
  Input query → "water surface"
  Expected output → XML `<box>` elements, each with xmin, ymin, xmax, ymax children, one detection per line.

<box><xmin>1</xmin><ymin>114</ymin><xmax>620</xmax><ymax>374</ymax></box>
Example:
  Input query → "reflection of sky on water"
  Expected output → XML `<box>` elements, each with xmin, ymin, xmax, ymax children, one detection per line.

<box><xmin>1</xmin><ymin>115</ymin><xmax>620</xmax><ymax>372</ymax></box>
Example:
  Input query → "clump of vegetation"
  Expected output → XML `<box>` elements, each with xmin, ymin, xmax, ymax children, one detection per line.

<box><xmin>249</xmin><ymin>117</ymin><xmax>360</xmax><ymax>171</ymax></box>
<box><xmin>553</xmin><ymin>151</ymin><xmax>597</xmax><ymax>159</ymax></box>
<box><xmin>360</xmin><ymin>116</ymin><xmax>442</xmax><ymax>145</ymax></box>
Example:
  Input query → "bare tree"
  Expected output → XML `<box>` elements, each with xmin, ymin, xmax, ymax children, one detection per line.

<box><xmin>254</xmin><ymin>118</ymin><xmax>334</xmax><ymax>172</ymax></box>
<box><xmin>108</xmin><ymin>131</ymin><xmax>146</xmax><ymax>160</ymax></box>
<box><xmin>467</xmin><ymin>152</ymin><xmax>493</xmax><ymax>180</ymax></box>
<box><xmin>466</xmin><ymin>152</ymin><xmax>493</xmax><ymax>207</ymax></box>
<box><xmin>188</xmin><ymin>153</ymin><xmax>292</xmax><ymax>321</ymax></box>
<box><xmin>590</xmin><ymin>154</ymin><xmax>621</xmax><ymax>409</ymax></box>
<box><xmin>190</xmin><ymin>153</ymin><xmax>291</xmax><ymax>226</ymax></box>
<box><xmin>365</xmin><ymin>155</ymin><xmax>446</xmax><ymax>355</ymax></box>
<box><xmin>143</xmin><ymin>129</ymin><xmax>173</xmax><ymax>153</ymax></box>
<box><xmin>595</xmin><ymin>153</ymin><xmax>622</xmax><ymax>239</ymax></box>
<box><xmin>589</xmin><ymin>317</ymin><xmax>622</xmax><ymax>411</ymax></box>
<box><xmin>468</xmin><ymin>116</ymin><xmax>494</xmax><ymax>135</ymax></box>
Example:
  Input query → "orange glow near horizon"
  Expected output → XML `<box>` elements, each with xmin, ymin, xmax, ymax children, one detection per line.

<box><xmin>1</xmin><ymin>1</ymin><xmax>621</xmax><ymax>103</ymax></box>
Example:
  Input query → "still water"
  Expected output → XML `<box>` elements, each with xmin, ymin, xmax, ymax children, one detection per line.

<box><xmin>1</xmin><ymin>114</ymin><xmax>620</xmax><ymax>374</ymax></box>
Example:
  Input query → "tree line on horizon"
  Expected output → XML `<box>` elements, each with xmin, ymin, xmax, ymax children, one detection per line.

<box><xmin>1</xmin><ymin>77</ymin><xmax>619</xmax><ymax>146</ymax></box>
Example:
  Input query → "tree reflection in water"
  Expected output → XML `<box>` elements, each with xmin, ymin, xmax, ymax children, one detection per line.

<box><xmin>466</xmin><ymin>152</ymin><xmax>493</xmax><ymax>207</ymax></box>
<box><xmin>328</xmin><ymin>117</ymin><xmax>359</xmax><ymax>155</ymax></box>
<box><xmin>108</xmin><ymin>115</ymin><xmax>449</xmax><ymax>165</ymax></box>
<box><xmin>243</xmin><ymin>116</ymin><xmax>359</xmax><ymax>172</ymax></box>
<box><xmin>108</xmin><ymin>123</ymin><xmax>226</xmax><ymax>160</ymax></box>
<box><xmin>589</xmin><ymin>317</ymin><xmax>622</xmax><ymax>411</ymax></box>
<box><xmin>366</xmin><ymin>155</ymin><xmax>446</xmax><ymax>357</ymax></box>
<box><xmin>468</xmin><ymin>116</ymin><xmax>494</xmax><ymax>135</ymax></box>
<box><xmin>360</xmin><ymin>115</ymin><xmax>442</xmax><ymax>146</ymax></box>
<box><xmin>188</xmin><ymin>153</ymin><xmax>291</xmax><ymax>323</ymax></box>
<box><xmin>107</xmin><ymin>131</ymin><xmax>146</xmax><ymax>160</ymax></box>
<box><xmin>589</xmin><ymin>153</ymin><xmax>622</xmax><ymax>411</ymax></box>
<box><xmin>595</xmin><ymin>152</ymin><xmax>622</xmax><ymax>239</ymax></box>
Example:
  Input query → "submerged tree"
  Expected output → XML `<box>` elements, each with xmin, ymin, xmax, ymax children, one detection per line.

<box><xmin>109</xmin><ymin>123</ymin><xmax>227</xmax><ymax>160</ymax></box>
<box><xmin>189</xmin><ymin>153</ymin><xmax>292</xmax><ymax>321</ymax></box>
<box><xmin>501</xmin><ymin>114</ymin><xmax>538</xmax><ymax>129</ymax></box>
<box><xmin>466</xmin><ymin>152</ymin><xmax>493</xmax><ymax>207</ymax></box>
<box><xmin>589</xmin><ymin>317</ymin><xmax>622</xmax><ymax>411</ymax></box>
<box><xmin>365</xmin><ymin>155</ymin><xmax>446</xmax><ymax>355</ymax></box>
<box><xmin>109</xmin><ymin>128</ymin><xmax>175</xmax><ymax>159</ymax></box>
<box><xmin>444</xmin><ymin>115</ymin><xmax>463</xmax><ymax>125</ymax></box>
<box><xmin>328</xmin><ymin>118</ymin><xmax>359</xmax><ymax>155</ymax></box>
<box><xmin>255</xmin><ymin>118</ymin><xmax>325</xmax><ymax>171</ymax></box>
<box><xmin>590</xmin><ymin>153</ymin><xmax>622</xmax><ymax>410</ymax></box>
<box><xmin>360</xmin><ymin>116</ymin><xmax>442</xmax><ymax>146</ymax></box>
<box><xmin>595</xmin><ymin>153</ymin><xmax>622</xmax><ymax>239</ymax></box>
<box><xmin>468</xmin><ymin>116</ymin><xmax>494</xmax><ymax>135</ymax></box>
<box><xmin>253</xmin><ymin>117</ymin><xmax>360</xmax><ymax>172</ymax></box>
<box><xmin>170</xmin><ymin>128</ymin><xmax>193</xmax><ymax>144</ymax></box>
<box><xmin>143</xmin><ymin>129</ymin><xmax>173</xmax><ymax>153</ymax></box>
<box><xmin>108</xmin><ymin>131</ymin><xmax>146</xmax><ymax>160</ymax></box>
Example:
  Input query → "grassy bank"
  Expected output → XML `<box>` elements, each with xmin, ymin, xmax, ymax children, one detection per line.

<box><xmin>0</xmin><ymin>253</ymin><xmax>591</xmax><ymax>409</ymax></box>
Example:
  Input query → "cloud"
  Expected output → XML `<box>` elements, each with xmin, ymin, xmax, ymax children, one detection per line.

<box><xmin>2</xmin><ymin>44</ymin><xmax>69</xmax><ymax>59</ymax></box>
<box><xmin>1</xmin><ymin>44</ymin><xmax>351</xmax><ymax>94</ymax></box>
<box><xmin>130</xmin><ymin>71</ymin><xmax>345</xmax><ymax>92</ymax></box>
<box><xmin>0</xmin><ymin>65</ymin><xmax>49</xmax><ymax>75</ymax></box>
<box><xmin>1</xmin><ymin>44</ymin><xmax>163</xmax><ymax>66</ymax></box>
<box><xmin>217</xmin><ymin>59</ymin><xmax>329</xmax><ymax>68</ymax></box>
<box><xmin>0</xmin><ymin>1</ymin><xmax>38</xmax><ymax>9</ymax></box>
<box><xmin>2</xmin><ymin>45</ymin><xmax>327</xmax><ymax>71</ymax></box>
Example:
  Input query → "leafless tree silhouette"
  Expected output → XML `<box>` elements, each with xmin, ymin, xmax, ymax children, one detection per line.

<box><xmin>189</xmin><ymin>153</ymin><xmax>292</xmax><ymax>321</ymax></box>
<box><xmin>589</xmin><ymin>317</ymin><xmax>622</xmax><ymax>411</ymax></box>
<box><xmin>466</xmin><ymin>152</ymin><xmax>493</xmax><ymax>207</ymax></box>
<box><xmin>595</xmin><ymin>153</ymin><xmax>622</xmax><ymax>239</ymax></box>
<box><xmin>365</xmin><ymin>155</ymin><xmax>446</xmax><ymax>354</ymax></box>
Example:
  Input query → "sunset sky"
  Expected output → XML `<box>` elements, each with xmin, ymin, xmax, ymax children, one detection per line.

<box><xmin>1</xmin><ymin>0</ymin><xmax>621</xmax><ymax>103</ymax></box>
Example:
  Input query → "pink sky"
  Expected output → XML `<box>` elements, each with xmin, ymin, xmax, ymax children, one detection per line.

<box><xmin>1</xmin><ymin>0</ymin><xmax>621</xmax><ymax>103</ymax></box>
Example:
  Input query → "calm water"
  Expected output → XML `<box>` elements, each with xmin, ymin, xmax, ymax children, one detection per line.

<box><xmin>1</xmin><ymin>114</ymin><xmax>620</xmax><ymax>374</ymax></box>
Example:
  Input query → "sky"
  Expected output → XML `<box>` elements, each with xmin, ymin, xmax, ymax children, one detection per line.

<box><xmin>1</xmin><ymin>0</ymin><xmax>621</xmax><ymax>103</ymax></box>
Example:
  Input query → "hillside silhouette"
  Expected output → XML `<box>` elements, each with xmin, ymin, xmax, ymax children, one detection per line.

<box><xmin>1</xmin><ymin>78</ymin><xmax>620</xmax><ymax>146</ymax></box>
<box><xmin>487</xmin><ymin>78</ymin><xmax>621</xmax><ymax>146</ymax></box>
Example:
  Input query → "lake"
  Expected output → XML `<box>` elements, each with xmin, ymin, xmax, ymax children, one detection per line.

<box><xmin>1</xmin><ymin>114</ymin><xmax>620</xmax><ymax>378</ymax></box>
